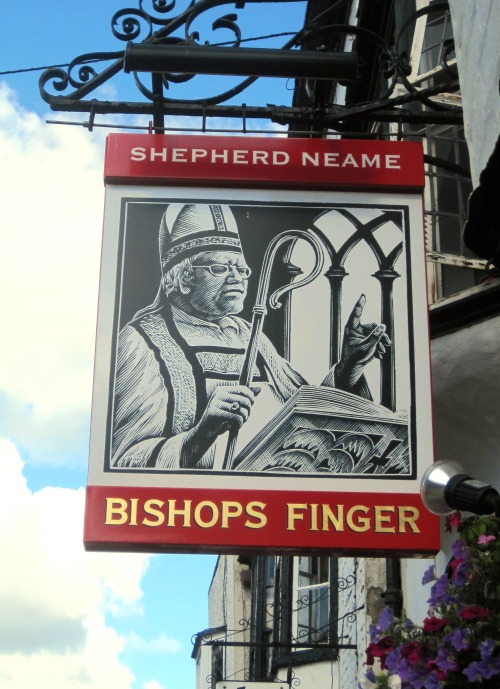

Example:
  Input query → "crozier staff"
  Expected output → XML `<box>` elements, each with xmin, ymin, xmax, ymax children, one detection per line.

<box><xmin>111</xmin><ymin>203</ymin><xmax>389</xmax><ymax>470</ymax></box>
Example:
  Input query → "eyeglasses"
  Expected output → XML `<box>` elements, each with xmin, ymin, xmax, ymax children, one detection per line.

<box><xmin>192</xmin><ymin>263</ymin><xmax>252</xmax><ymax>278</ymax></box>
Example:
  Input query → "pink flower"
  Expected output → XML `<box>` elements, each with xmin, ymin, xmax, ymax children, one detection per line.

<box><xmin>423</xmin><ymin>617</ymin><xmax>448</xmax><ymax>633</ymax></box>
<box><xmin>461</xmin><ymin>605</ymin><xmax>489</xmax><ymax>620</ymax></box>
<box><xmin>445</xmin><ymin>511</ymin><xmax>462</xmax><ymax>533</ymax></box>
<box><xmin>400</xmin><ymin>641</ymin><xmax>424</xmax><ymax>664</ymax></box>
<box><xmin>365</xmin><ymin>636</ymin><xmax>393</xmax><ymax>669</ymax></box>
<box><xmin>478</xmin><ymin>534</ymin><xmax>496</xmax><ymax>544</ymax></box>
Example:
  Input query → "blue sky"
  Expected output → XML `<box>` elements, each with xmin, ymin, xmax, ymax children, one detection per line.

<box><xmin>0</xmin><ymin>1</ymin><xmax>307</xmax><ymax>688</ymax></box>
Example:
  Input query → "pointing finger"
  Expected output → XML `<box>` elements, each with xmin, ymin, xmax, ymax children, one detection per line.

<box><xmin>346</xmin><ymin>294</ymin><xmax>366</xmax><ymax>329</ymax></box>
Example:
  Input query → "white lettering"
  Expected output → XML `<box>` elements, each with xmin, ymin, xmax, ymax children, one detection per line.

<box><xmin>172</xmin><ymin>148</ymin><xmax>188</xmax><ymax>162</ymax></box>
<box><xmin>273</xmin><ymin>151</ymin><xmax>289</xmax><ymax>165</ymax></box>
<box><xmin>191</xmin><ymin>148</ymin><xmax>208</xmax><ymax>162</ymax></box>
<box><xmin>253</xmin><ymin>150</ymin><xmax>269</xmax><ymax>164</ymax></box>
<box><xmin>324</xmin><ymin>152</ymin><xmax>340</xmax><ymax>167</ymax></box>
<box><xmin>131</xmin><ymin>147</ymin><xmax>146</xmax><ymax>161</ymax></box>
<box><xmin>211</xmin><ymin>149</ymin><xmax>228</xmax><ymax>163</ymax></box>
<box><xmin>233</xmin><ymin>150</ymin><xmax>248</xmax><ymax>164</ymax></box>
<box><xmin>341</xmin><ymin>153</ymin><xmax>359</xmax><ymax>168</ymax></box>
<box><xmin>149</xmin><ymin>147</ymin><xmax>168</xmax><ymax>162</ymax></box>
<box><xmin>302</xmin><ymin>152</ymin><xmax>319</xmax><ymax>166</ymax></box>
<box><xmin>386</xmin><ymin>154</ymin><xmax>401</xmax><ymax>169</ymax></box>
<box><xmin>361</xmin><ymin>154</ymin><xmax>381</xmax><ymax>168</ymax></box>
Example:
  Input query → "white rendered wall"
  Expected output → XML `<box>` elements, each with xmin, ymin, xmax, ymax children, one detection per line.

<box><xmin>449</xmin><ymin>0</ymin><xmax>500</xmax><ymax>185</ymax></box>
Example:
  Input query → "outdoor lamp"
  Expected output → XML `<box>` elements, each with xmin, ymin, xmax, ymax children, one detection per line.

<box><xmin>421</xmin><ymin>459</ymin><xmax>500</xmax><ymax>517</ymax></box>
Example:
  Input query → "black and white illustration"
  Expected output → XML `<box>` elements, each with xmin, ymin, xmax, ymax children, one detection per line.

<box><xmin>104</xmin><ymin>197</ymin><xmax>418</xmax><ymax>477</ymax></box>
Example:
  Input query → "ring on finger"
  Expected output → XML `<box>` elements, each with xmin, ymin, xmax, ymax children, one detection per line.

<box><xmin>230</xmin><ymin>402</ymin><xmax>241</xmax><ymax>412</ymax></box>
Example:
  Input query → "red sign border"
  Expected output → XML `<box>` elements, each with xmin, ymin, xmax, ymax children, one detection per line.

<box><xmin>104</xmin><ymin>133</ymin><xmax>425</xmax><ymax>192</ymax></box>
<box><xmin>86</xmin><ymin>134</ymin><xmax>436</xmax><ymax>555</ymax></box>
<box><xmin>85</xmin><ymin>485</ymin><xmax>440</xmax><ymax>556</ymax></box>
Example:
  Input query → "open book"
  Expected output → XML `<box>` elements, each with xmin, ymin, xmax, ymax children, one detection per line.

<box><xmin>231</xmin><ymin>385</ymin><xmax>410</xmax><ymax>476</ymax></box>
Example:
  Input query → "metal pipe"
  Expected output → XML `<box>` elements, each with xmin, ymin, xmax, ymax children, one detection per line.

<box><xmin>124</xmin><ymin>43</ymin><xmax>358</xmax><ymax>81</ymax></box>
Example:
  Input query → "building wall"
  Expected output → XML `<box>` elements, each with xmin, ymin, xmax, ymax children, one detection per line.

<box><xmin>449</xmin><ymin>0</ymin><xmax>500</xmax><ymax>184</ymax></box>
<box><xmin>208</xmin><ymin>556</ymin><xmax>251</xmax><ymax>684</ymax></box>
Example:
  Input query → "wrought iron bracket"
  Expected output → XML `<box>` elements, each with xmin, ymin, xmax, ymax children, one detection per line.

<box><xmin>39</xmin><ymin>0</ymin><xmax>462</xmax><ymax>134</ymax></box>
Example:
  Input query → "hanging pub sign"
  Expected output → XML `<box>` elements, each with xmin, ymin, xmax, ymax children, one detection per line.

<box><xmin>84</xmin><ymin>133</ymin><xmax>439</xmax><ymax>555</ymax></box>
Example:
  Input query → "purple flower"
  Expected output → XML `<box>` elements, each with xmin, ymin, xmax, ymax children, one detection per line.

<box><xmin>464</xmin><ymin>639</ymin><xmax>500</xmax><ymax>681</ymax></box>
<box><xmin>385</xmin><ymin>647</ymin><xmax>402</xmax><ymax>674</ymax></box>
<box><xmin>423</xmin><ymin>672</ymin><xmax>442</xmax><ymax>689</ymax></box>
<box><xmin>368</xmin><ymin>623</ymin><xmax>379</xmax><ymax>643</ymax></box>
<box><xmin>451</xmin><ymin>538</ymin><xmax>467</xmax><ymax>561</ymax></box>
<box><xmin>422</xmin><ymin>564</ymin><xmax>435</xmax><ymax>585</ymax></box>
<box><xmin>452</xmin><ymin>559</ymin><xmax>468</xmax><ymax>588</ymax></box>
<box><xmin>378</xmin><ymin>605</ymin><xmax>394</xmax><ymax>631</ymax></box>
<box><xmin>463</xmin><ymin>661</ymin><xmax>482</xmax><ymax>682</ymax></box>
<box><xmin>480</xmin><ymin>638</ymin><xmax>497</xmax><ymax>659</ymax></box>
<box><xmin>436</xmin><ymin>646</ymin><xmax>458</xmax><ymax>672</ymax></box>
<box><xmin>365</xmin><ymin>666</ymin><xmax>376</xmax><ymax>683</ymax></box>
<box><xmin>428</xmin><ymin>573</ymin><xmax>455</xmax><ymax>607</ymax></box>
<box><xmin>443</xmin><ymin>627</ymin><xmax>470</xmax><ymax>652</ymax></box>
<box><xmin>404</xmin><ymin>617</ymin><xmax>414</xmax><ymax>632</ymax></box>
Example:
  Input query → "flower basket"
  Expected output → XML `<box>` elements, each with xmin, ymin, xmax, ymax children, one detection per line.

<box><xmin>361</xmin><ymin>513</ymin><xmax>500</xmax><ymax>689</ymax></box>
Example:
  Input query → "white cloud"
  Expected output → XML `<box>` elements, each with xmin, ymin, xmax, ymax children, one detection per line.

<box><xmin>0</xmin><ymin>82</ymin><xmax>106</xmax><ymax>466</ymax></box>
<box><xmin>142</xmin><ymin>680</ymin><xmax>166</xmax><ymax>689</ymax></box>
<box><xmin>0</xmin><ymin>438</ymin><xmax>151</xmax><ymax>688</ymax></box>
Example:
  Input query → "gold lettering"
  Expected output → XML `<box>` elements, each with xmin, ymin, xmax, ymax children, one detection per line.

<box><xmin>374</xmin><ymin>505</ymin><xmax>395</xmax><ymax>533</ymax></box>
<box><xmin>346</xmin><ymin>505</ymin><xmax>370</xmax><ymax>532</ymax></box>
<box><xmin>105</xmin><ymin>498</ymin><xmax>128</xmax><ymax>525</ymax></box>
<box><xmin>310</xmin><ymin>504</ymin><xmax>319</xmax><ymax>531</ymax></box>
<box><xmin>143</xmin><ymin>499</ymin><xmax>165</xmax><ymax>527</ymax></box>
<box><xmin>398</xmin><ymin>506</ymin><xmax>420</xmax><ymax>533</ymax></box>
<box><xmin>167</xmin><ymin>500</ymin><xmax>192</xmax><ymax>527</ymax></box>
<box><xmin>194</xmin><ymin>501</ymin><xmax>219</xmax><ymax>528</ymax></box>
<box><xmin>322</xmin><ymin>505</ymin><xmax>344</xmax><ymax>531</ymax></box>
<box><xmin>129</xmin><ymin>498</ymin><xmax>139</xmax><ymax>526</ymax></box>
<box><xmin>221</xmin><ymin>502</ymin><xmax>243</xmax><ymax>528</ymax></box>
<box><xmin>245</xmin><ymin>502</ymin><xmax>267</xmax><ymax>529</ymax></box>
<box><xmin>287</xmin><ymin>503</ymin><xmax>307</xmax><ymax>530</ymax></box>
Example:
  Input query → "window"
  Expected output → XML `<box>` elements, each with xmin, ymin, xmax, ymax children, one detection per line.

<box><xmin>249</xmin><ymin>555</ymin><xmax>340</xmax><ymax>679</ymax></box>
<box><xmin>296</xmin><ymin>556</ymin><xmax>331</xmax><ymax>644</ymax></box>
<box><xmin>418</xmin><ymin>2</ymin><xmax>453</xmax><ymax>77</ymax></box>
<box><xmin>422</xmin><ymin>124</ymin><xmax>480</xmax><ymax>299</ymax></box>
<box><xmin>404</xmin><ymin>0</ymin><xmax>486</xmax><ymax>301</ymax></box>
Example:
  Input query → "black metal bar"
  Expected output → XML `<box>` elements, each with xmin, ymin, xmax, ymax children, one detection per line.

<box><xmin>124</xmin><ymin>43</ymin><xmax>359</xmax><ymax>81</ymax></box>
<box><xmin>203</xmin><ymin>640</ymin><xmax>358</xmax><ymax>649</ymax></box>
<box><xmin>151</xmin><ymin>72</ymin><xmax>165</xmax><ymax>133</ymax></box>
<box><xmin>45</xmin><ymin>98</ymin><xmax>464</xmax><ymax>126</ymax></box>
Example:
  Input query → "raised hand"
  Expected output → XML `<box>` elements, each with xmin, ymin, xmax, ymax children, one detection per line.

<box><xmin>335</xmin><ymin>294</ymin><xmax>391</xmax><ymax>390</ymax></box>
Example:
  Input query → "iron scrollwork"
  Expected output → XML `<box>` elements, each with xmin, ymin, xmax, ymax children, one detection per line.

<box><xmin>39</xmin><ymin>0</ymin><xmax>462</xmax><ymax>132</ymax></box>
<box><xmin>39</xmin><ymin>0</ymin><xmax>305</xmax><ymax>114</ymax></box>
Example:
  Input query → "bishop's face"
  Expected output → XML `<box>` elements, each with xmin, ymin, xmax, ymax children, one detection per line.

<box><xmin>185</xmin><ymin>251</ymin><xmax>251</xmax><ymax>321</ymax></box>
